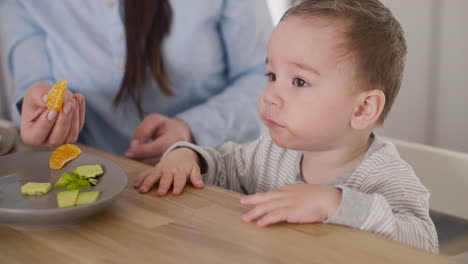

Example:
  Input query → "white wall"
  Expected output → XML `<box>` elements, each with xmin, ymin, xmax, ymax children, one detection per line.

<box><xmin>376</xmin><ymin>0</ymin><xmax>435</xmax><ymax>145</ymax></box>
<box><xmin>266</xmin><ymin>0</ymin><xmax>291</xmax><ymax>25</ymax></box>
<box><xmin>433</xmin><ymin>0</ymin><xmax>468</xmax><ymax>153</ymax></box>
<box><xmin>378</xmin><ymin>0</ymin><xmax>468</xmax><ymax>153</ymax></box>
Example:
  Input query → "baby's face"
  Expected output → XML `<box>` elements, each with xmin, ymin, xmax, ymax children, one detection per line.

<box><xmin>258</xmin><ymin>16</ymin><xmax>362</xmax><ymax>151</ymax></box>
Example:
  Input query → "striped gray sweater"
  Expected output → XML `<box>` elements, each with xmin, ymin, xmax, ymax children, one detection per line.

<box><xmin>167</xmin><ymin>133</ymin><xmax>439</xmax><ymax>253</ymax></box>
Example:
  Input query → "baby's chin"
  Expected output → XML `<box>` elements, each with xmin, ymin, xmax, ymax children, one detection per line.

<box><xmin>269</xmin><ymin>129</ymin><xmax>309</xmax><ymax>151</ymax></box>
<box><xmin>269</xmin><ymin>129</ymin><xmax>293</xmax><ymax>149</ymax></box>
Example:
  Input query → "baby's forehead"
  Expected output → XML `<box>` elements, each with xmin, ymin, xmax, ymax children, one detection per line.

<box><xmin>270</xmin><ymin>17</ymin><xmax>353</xmax><ymax>62</ymax></box>
<box><xmin>274</xmin><ymin>16</ymin><xmax>350</xmax><ymax>49</ymax></box>
<box><xmin>279</xmin><ymin>15</ymin><xmax>351</xmax><ymax>36</ymax></box>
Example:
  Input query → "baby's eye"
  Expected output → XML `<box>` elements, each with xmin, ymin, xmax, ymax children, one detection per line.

<box><xmin>265</xmin><ymin>72</ymin><xmax>276</xmax><ymax>82</ymax></box>
<box><xmin>292</xmin><ymin>78</ymin><xmax>310</xmax><ymax>87</ymax></box>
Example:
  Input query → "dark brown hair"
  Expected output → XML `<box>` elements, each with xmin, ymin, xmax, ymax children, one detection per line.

<box><xmin>283</xmin><ymin>0</ymin><xmax>407</xmax><ymax>123</ymax></box>
<box><xmin>114</xmin><ymin>0</ymin><xmax>173</xmax><ymax>116</ymax></box>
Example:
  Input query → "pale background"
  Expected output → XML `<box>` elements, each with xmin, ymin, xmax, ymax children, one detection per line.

<box><xmin>1</xmin><ymin>0</ymin><xmax>467</xmax><ymax>153</ymax></box>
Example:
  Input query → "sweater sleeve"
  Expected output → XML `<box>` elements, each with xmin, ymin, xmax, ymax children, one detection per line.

<box><xmin>324</xmin><ymin>161</ymin><xmax>439</xmax><ymax>253</ymax></box>
<box><xmin>163</xmin><ymin>133</ymin><xmax>270</xmax><ymax>194</ymax></box>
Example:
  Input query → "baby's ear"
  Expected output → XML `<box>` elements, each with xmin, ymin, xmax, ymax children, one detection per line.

<box><xmin>350</xmin><ymin>89</ymin><xmax>385</xmax><ymax>130</ymax></box>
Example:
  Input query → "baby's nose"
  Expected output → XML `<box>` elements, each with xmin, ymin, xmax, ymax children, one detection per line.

<box><xmin>263</xmin><ymin>92</ymin><xmax>283</xmax><ymax>108</ymax></box>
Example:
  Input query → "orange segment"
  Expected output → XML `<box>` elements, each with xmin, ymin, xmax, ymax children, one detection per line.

<box><xmin>46</xmin><ymin>79</ymin><xmax>68</xmax><ymax>111</ymax></box>
<box><xmin>49</xmin><ymin>144</ymin><xmax>82</xmax><ymax>170</ymax></box>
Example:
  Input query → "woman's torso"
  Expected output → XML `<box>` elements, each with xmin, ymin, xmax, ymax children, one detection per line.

<box><xmin>20</xmin><ymin>0</ymin><xmax>244</xmax><ymax>154</ymax></box>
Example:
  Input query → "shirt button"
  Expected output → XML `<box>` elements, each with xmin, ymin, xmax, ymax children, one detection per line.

<box><xmin>116</xmin><ymin>34</ymin><xmax>123</xmax><ymax>41</ymax></box>
<box><xmin>107</xmin><ymin>1</ymin><xmax>115</xmax><ymax>8</ymax></box>
<box><xmin>118</xmin><ymin>63</ymin><xmax>125</xmax><ymax>69</ymax></box>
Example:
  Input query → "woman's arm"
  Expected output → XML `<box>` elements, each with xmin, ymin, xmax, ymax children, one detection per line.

<box><xmin>0</xmin><ymin>0</ymin><xmax>55</xmax><ymax>107</ymax></box>
<box><xmin>176</xmin><ymin>0</ymin><xmax>273</xmax><ymax>147</ymax></box>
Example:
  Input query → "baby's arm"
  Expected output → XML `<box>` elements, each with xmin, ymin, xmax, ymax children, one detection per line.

<box><xmin>163</xmin><ymin>133</ymin><xmax>268</xmax><ymax>194</ymax></box>
<box><xmin>135</xmin><ymin>132</ymin><xmax>269</xmax><ymax>195</ymax></box>
<box><xmin>324</xmin><ymin>161</ymin><xmax>439</xmax><ymax>253</ymax></box>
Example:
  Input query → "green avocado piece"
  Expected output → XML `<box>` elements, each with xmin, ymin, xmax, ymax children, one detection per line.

<box><xmin>57</xmin><ymin>190</ymin><xmax>79</xmax><ymax>208</ymax></box>
<box><xmin>21</xmin><ymin>182</ymin><xmax>52</xmax><ymax>196</ymax></box>
<box><xmin>66</xmin><ymin>182</ymin><xmax>80</xmax><ymax>190</ymax></box>
<box><xmin>76</xmin><ymin>179</ymin><xmax>91</xmax><ymax>189</ymax></box>
<box><xmin>74</xmin><ymin>165</ymin><xmax>104</xmax><ymax>178</ymax></box>
<box><xmin>62</xmin><ymin>172</ymin><xmax>79</xmax><ymax>181</ymax></box>
<box><xmin>76</xmin><ymin>191</ymin><xmax>101</xmax><ymax>206</ymax></box>
<box><xmin>54</xmin><ymin>177</ymin><xmax>71</xmax><ymax>189</ymax></box>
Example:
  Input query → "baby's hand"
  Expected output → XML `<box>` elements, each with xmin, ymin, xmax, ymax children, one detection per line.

<box><xmin>134</xmin><ymin>148</ymin><xmax>204</xmax><ymax>196</ymax></box>
<box><xmin>240</xmin><ymin>184</ymin><xmax>342</xmax><ymax>227</ymax></box>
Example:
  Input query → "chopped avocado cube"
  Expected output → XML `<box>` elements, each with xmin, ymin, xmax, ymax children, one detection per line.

<box><xmin>66</xmin><ymin>182</ymin><xmax>80</xmax><ymax>190</ymax></box>
<box><xmin>54</xmin><ymin>177</ymin><xmax>71</xmax><ymax>189</ymax></box>
<box><xmin>21</xmin><ymin>182</ymin><xmax>52</xmax><ymax>195</ymax></box>
<box><xmin>62</xmin><ymin>172</ymin><xmax>79</xmax><ymax>181</ymax></box>
<box><xmin>75</xmin><ymin>165</ymin><xmax>104</xmax><ymax>178</ymax></box>
<box><xmin>76</xmin><ymin>179</ymin><xmax>91</xmax><ymax>189</ymax></box>
<box><xmin>57</xmin><ymin>190</ymin><xmax>79</xmax><ymax>208</ymax></box>
<box><xmin>76</xmin><ymin>191</ymin><xmax>101</xmax><ymax>206</ymax></box>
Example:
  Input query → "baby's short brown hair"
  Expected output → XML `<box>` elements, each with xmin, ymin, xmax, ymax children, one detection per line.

<box><xmin>283</xmin><ymin>0</ymin><xmax>407</xmax><ymax>123</ymax></box>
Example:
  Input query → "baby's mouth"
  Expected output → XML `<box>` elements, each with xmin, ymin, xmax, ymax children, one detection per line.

<box><xmin>265</xmin><ymin>118</ymin><xmax>285</xmax><ymax>129</ymax></box>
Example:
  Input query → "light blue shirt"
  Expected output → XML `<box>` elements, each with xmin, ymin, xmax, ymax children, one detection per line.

<box><xmin>0</xmin><ymin>0</ymin><xmax>273</xmax><ymax>155</ymax></box>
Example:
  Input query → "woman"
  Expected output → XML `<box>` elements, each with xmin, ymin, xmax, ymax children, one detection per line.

<box><xmin>0</xmin><ymin>0</ymin><xmax>272</xmax><ymax>164</ymax></box>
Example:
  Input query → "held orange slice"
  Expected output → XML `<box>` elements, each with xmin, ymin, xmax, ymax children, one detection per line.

<box><xmin>50</xmin><ymin>144</ymin><xmax>82</xmax><ymax>170</ymax></box>
<box><xmin>46</xmin><ymin>79</ymin><xmax>68</xmax><ymax>111</ymax></box>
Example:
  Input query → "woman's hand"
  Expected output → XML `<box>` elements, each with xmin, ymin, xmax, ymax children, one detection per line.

<box><xmin>240</xmin><ymin>184</ymin><xmax>342</xmax><ymax>227</ymax></box>
<box><xmin>134</xmin><ymin>148</ymin><xmax>204</xmax><ymax>195</ymax></box>
<box><xmin>20</xmin><ymin>82</ymin><xmax>85</xmax><ymax>147</ymax></box>
<box><xmin>125</xmin><ymin>113</ymin><xmax>193</xmax><ymax>165</ymax></box>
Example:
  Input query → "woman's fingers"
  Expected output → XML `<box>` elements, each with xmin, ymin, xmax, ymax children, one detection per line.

<box><xmin>74</xmin><ymin>93</ymin><xmax>86</xmax><ymax>131</ymax></box>
<box><xmin>128</xmin><ymin>114</ymin><xmax>166</xmax><ymax>152</ymax></box>
<box><xmin>65</xmin><ymin>100</ymin><xmax>80</xmax><ymax>143</ymax></box>
<box><xmin>21</xmin><ymin>109</ymin><xmax>57</xmax><ymax>145</ymax></box>
<box><xmin>46</xmin><ymin>100</ymin><xmax>75</xmax><ymax>146</ymax></box>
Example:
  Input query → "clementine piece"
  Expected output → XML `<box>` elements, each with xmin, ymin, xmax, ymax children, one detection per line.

<box><xmin>46</xmin><ymin>79</ymin><xmax>68</xmax><ymax>111</ymax></box>
<box><xmin>49</xmin><ymin>144</ymin><xmax>82</xmax><ymax>170</ymax></box>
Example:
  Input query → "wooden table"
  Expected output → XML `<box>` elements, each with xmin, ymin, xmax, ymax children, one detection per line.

<box><xmin>0</xmin><ymin>144</ymin><xmax>460</xmax><ymax>263</ymax></box>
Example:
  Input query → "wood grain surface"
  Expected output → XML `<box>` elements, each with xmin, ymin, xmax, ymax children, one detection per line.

<box><xmin>0</xmin><ymin>144</ymin><xmax>459</xmax><ymax>263</ymax></box>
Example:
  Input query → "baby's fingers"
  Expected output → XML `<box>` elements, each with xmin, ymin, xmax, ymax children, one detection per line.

<box><xmin>256</xmin><ymin>208</ymin><xmax>289</xmax><ymax>227</ymax></box>
<box><xmin>189</xmin><ymin>164</ymin><xmax>203</xmax><ymax>188</ymax></box>
<box><xmin>157</xmin><ymin>172</ymin><xmax>174</xmax><ymax>196</ymax></box>
<box><xmin>135</xmin><ymin>168</ymin><xmax>151</xmax><ymax>188</ymax></box>
<box><xmin>138</xmin><ymin>169</ymin><xmax>163</xmax><ymax>193</ymax></box>
<box><xmin>172</xmin><ymin>173</ymin><xmax>188</xmax><ymax>196</ymax></box>
<box><xmin>242</xmin><ymin>200</ymin><xmax>286</xmax><ymax>223</ymax></box>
